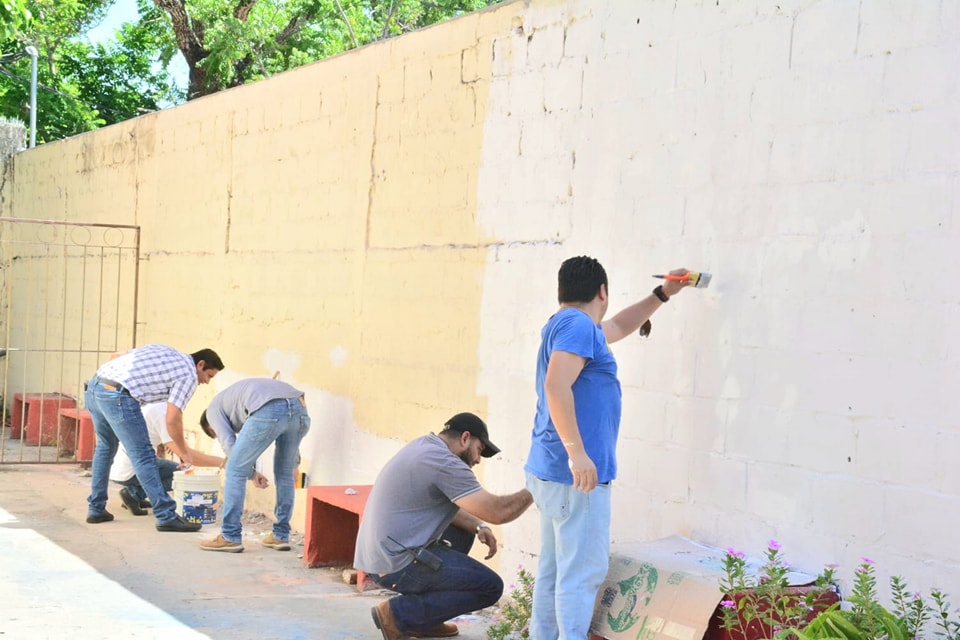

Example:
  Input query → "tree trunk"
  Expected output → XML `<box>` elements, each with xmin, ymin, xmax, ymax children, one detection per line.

<box><xmin>153</xmin><ymin>0</ymin><xmax>212</xmax><ymax>99</ymax></box>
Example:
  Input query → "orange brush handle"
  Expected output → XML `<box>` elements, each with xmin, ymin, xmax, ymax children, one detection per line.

<box><xmin>652</xmin><ymin>274</ymin><xmax>692</xmax><ymax>282</ymax></box>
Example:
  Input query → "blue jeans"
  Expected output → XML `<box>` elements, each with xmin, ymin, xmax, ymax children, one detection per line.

<box><xmin>116</xmin><ymin>458</ymin><xmax>179</xmax><ymax>503</ymax></box>
<box><xmin>526</xmin><ymin>472</ymin><xmax>611</xmax><ymax>640</ymax></box>
<box><xmin>221</xmin><ymin>397</ymin><xmax>310</xmax><ymax>543</ymax></box>
<box><xmin>372</xmin><ymin>544</ymin><xmax>503</xmax><ymax>634</ymax></box>
<box><xmin>86</xmin><ymin>379</ymin><xmax>179</xmax><ymax>523</ymax></box>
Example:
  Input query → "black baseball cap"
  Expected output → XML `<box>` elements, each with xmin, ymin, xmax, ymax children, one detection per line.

<box><xmin>443</xmin><ymin>412</ymin><xmax>501</xmax><ymax>458</ymax></box>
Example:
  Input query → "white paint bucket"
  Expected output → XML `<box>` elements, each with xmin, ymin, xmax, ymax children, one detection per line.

<box><xmin>172</xmin><ymin>469</ymin><xmax>221</xmax><ymax>525</ymax></box>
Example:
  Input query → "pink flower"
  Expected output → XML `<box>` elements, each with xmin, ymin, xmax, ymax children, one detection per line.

<box><xmin>768</xmin><ymin>540</ymin><xmax>782</xmax><ymax>551</ymax></box>
<box><xmin>720</xmin><ymin>600</ymin><xmax>736</xmax><ymax>609</ymax></box>
<box><xmin>726</xmin><ymin>548</ymin><xmax>745</xmax><ymax>559</ymax></box>
<box><xmin>861</xmin><ymin>557</ymin><xmax>874</xmax><ymax>565</ymax></box>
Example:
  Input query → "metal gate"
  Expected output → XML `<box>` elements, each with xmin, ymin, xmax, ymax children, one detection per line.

<box><xmin>0</xmin><ymin>217</ymin><xmax>139</xmax><ymax>463</ymax></box>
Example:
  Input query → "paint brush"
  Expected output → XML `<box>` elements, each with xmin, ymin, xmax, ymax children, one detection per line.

<box><xmin>652</xmin><ymin>271</ymin><xmax>712</xmax><ymax>289</ymax></box>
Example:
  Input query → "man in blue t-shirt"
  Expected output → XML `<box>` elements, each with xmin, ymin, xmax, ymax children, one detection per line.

<box><xmin>524</xmin><ymin>256</ymin><xmax>690</xmax><ymax>639</ymax></box>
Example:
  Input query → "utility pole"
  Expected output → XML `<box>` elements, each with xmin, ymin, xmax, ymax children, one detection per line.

<box><xmin>24</xmin><ymin>46</ymin><xmax>37</xmax><ymax>148</ymax></box>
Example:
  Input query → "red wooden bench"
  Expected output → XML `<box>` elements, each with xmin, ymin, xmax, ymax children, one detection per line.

<box><xmin>12</xmin><ymin>393</ymin><xmax>77</xmax><ymax>446</ymax></box>
<box><xmin>304</xmin><ymin>484</ymin><xmax>373</xmax><ymax>590</ymax></box>
<box><xmin>58</xmin><ymin>407</ymin><xmax>95</xmax><ymax>462</ymax></box>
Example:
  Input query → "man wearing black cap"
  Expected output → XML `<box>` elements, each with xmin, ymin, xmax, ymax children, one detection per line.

<box><xmin>355</xmin><ymin>412</ymin><xmax>533</xmax><ymax>640</ymax></box>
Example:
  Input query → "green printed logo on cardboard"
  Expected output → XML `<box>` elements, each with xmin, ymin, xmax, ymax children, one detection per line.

<box><xmin>600</xmin><ymin>561</ymin><xmax>658</xmax><ymax>633</ymax></box>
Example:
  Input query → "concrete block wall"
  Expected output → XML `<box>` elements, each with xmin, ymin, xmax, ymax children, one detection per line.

<box><xmin>3</xmin><ymin>0</ymin><xmax>958</xmax><ymax>602</ymax></box>
<box><xmin>474</xmin><ymin>0</ymin><xmax>960</xmax><ymax>600</ymax></box>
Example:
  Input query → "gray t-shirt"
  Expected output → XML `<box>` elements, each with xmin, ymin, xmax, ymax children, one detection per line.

<box><xmin>354</xmin><ymin>433</ymin><xmax>482</xmax><ymax>575</ymax></box>
<box><xmin>205</xmin><ymin>378</ymin><xmax>303</xmax><ymax>456</ymax></box>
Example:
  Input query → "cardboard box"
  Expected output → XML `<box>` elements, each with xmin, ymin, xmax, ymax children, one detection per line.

<box><xmin>590</xmin><ymin>536</ymin><xmax>824</xmax><ymax>640</ymax></box>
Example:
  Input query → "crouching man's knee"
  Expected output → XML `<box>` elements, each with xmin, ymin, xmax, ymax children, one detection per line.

<box><xmin>480</xmin><ymin>574</ymin><xmax>505</xmax><ymax>609</ymax></box>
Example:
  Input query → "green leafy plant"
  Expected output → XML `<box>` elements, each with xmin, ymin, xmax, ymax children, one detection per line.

<box><xmin>930</xmin><ymin>590</ymin><xmax>960</xmax><ymax>640</ymax></box>
<box><xmin>890</xmin><ymin>575</ymin><xmax>929</xmax><ymax>638</ymax></box>
<box><xmin>795</xmin><ymin>559</ymin><xmax>908</xmax><ymax>640</ymax></box>
<box><xmin>487</xmin><ymin>565</ymin><xmax>534</xmax><ymax>640</ymax></box>
<box><xmin>718</xmin><ymin>540</ymin><xmax>838</xmax><ymax>640</ymax></box>
<box><xmin>779</xmin><ymin>558</ymin><xmax>960</xmax><ymax>640</ymax></box>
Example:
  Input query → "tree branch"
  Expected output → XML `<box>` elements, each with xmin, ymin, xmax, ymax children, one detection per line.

<box><xmin>333</xmin><ymin>0</ymin><xmax>360</xmax><ymax>49</ymax></box>
<box><xmin>233</xmin><ymin>0</ymin><xmax>257</xmax><ymax>21</ymax></box>
<box><xmin>153</xmin><ymin>0</ymin><xmax>210</xmax><ymax>98</ymax></box>
<box><xmin>153</xmin><ymin>0</ymin><xmax>207</xmax><ymax>64</ymax></box>
<box><xmin>381</xmin><ymin>0</ymin><xmax>397</xmax><ymax>39</ymax></box>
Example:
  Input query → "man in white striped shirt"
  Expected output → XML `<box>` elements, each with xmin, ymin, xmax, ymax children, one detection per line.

<box><xmin>86</xmin><ymin>344</ymin><xmax>224</xmax><ymax>532</ymax></box>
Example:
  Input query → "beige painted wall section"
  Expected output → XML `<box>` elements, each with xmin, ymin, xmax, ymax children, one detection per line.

<box><xmin>3</xmin><ymin>5</ymin><xmax>516</xmax><ymax>541</ymax></box>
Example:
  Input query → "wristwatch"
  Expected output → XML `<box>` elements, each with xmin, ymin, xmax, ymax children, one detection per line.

<box><xmin>476</xmin><ymin>523</ymin><xmax>490</xmax><ymax>535</ymax></box>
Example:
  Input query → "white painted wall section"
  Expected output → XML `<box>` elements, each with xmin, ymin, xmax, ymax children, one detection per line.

<box><xmin>475</xmin><ymin>0</ymin><xmax>960</xmax><ymax>600</ymax></box>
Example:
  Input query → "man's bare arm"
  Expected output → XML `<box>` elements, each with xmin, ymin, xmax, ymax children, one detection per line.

<box><xmin>451</xmin><ymin>507</ymin><xmax>483</xmax><ymax>533</ymax></box>
<box><xmin>165</xmin><ymin>403</ymin><xmax>191</xmax><ymax>464</ymax></box>
<box><xmin>545</xmin><ymin>351</ymin><xmax>597</xmax><ymax>493</ymax></box>
<box><xmin>451</xmin><ymin>508</ymin><xmax>499</xmax><ymax>559</ymax></box>
<box><xmin>163</xmin><ymin>403</ymin><xmax>224</xmax><ymax>467</ymax></box>
<box><xmin>454</xmin><ymin>488</ymin><xmax>533</xmax><ymax>525</ymax></box>
<box><xmin>600</xmin><ymin>296</ymin><xmax>665</xmax><ymax>344</ymax></box>
<box><xmin>600</xmin><ymin>268</ymin><xmax>691</xmax><ymax>343</ymax></box>
<box><xmin>163</xmin><ymin>440</ymin><xmax>223</xmax><ymax>468</ymax></box>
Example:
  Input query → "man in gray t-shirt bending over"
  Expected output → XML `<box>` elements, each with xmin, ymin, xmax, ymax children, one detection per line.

<box><xmin>198</xmin><ymin>378</ymin><xmax>311</xmax><ymax>553</ymax></box>
<box><xmin>355</xmin><ymin>412</ymin><xmax>533</xmax><ymax>640</ymax></box>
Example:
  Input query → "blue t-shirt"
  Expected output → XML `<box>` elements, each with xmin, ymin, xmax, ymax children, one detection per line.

<box><xmin>525</xmin><ymin>307</ymin><xmax>623</xmax><ymax>484</ymax></box>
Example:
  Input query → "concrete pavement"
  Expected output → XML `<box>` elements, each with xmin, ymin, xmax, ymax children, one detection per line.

<box><xmin>0</xmin><ymin>463</ymin><xmax>493</xmax><ymax>640</ymax></box>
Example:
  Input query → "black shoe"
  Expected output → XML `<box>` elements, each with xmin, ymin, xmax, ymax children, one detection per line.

<box><xmin>119</xmin><ymin>488</ymin><xmax>147</xmax><ymax>516</ymax></box>
<box><xmin>156</xmin><ymin>515</ymin><xmax>202</xmax><ymax>532</ymax></box>
<box><xmin>140</xmin><ymin>498</ymin><xmax>151</xmax><ymax>509</ymax></box>
<box><xmin>86</xmin><ymin>511</ymin><xmax>115</xmax><ymax>524</ymax></box>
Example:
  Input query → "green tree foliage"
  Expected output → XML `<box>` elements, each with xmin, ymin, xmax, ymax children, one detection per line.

<box><xmin>153</xmin><ymin>0</ymin><xmax>501</xmax><ymax>99</ymax></box>
<box><xmin>0</xmin><ymin>0</ymin><xmax>182</xmax><ymax>142</ymax></box>
<box><xmin>0</xmin><ymin>0</ymin><xmax>31</xmax><ymax>44</ymax></box>
<box><xmin>1</xmin><ymin>0</ymin><xmax>501</xmax><ymax>142</ymax></box>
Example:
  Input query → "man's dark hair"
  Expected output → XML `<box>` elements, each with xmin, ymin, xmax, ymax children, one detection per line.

<box><xmin>558</xmin><ymin>256</ymin><xmax>608</xmax><ymax>304</ymax></box>
<box><xmin>191</xmin><ymin>348</ymin><xmax>224</xmax><ymax>370</ymax></box>
<box><xmin>199</xmin><ymin>410</ymin><xmax>215</xmax><ymax>438</ymax></box>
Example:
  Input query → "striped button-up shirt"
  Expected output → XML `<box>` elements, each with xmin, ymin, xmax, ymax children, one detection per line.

<box><xmin>96</xmin><ymin>344</ymin><xmax>198</xmax><ymax>410</ymax></box>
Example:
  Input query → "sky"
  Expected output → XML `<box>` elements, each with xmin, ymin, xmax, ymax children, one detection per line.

<box><xmin>86</xmin><ymin>0</ymin><xmax>139</xmax><ymax>44</ymax></box>
<box><xmin>86</xmin><ymin>0</ymin><xmax>189</xmax><ymax>91</ymax></box>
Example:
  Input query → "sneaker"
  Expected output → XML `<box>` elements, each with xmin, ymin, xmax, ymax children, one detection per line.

<box><xmin>200</xmin><ymin>534</ymin><xmax>244</xmax><ymax>553</ymax></box>
<box><xmin>156</xmin><ymin>515</ymin><xmax>203</xmax><ymax>532</ymax></box>
<box><xmin>119</xmin><ymin>488</ymin><xmax>147</xmax><ymax>516</ymax></box>
<box><xmin>86</xmin><ymin>511</ymin><xmax>114</xmax><ymax>524</ymax></box>
<box><xmin>261</xmin><ymin>533</ymin><xmax>291</xmax><ymax>551</ymax></box>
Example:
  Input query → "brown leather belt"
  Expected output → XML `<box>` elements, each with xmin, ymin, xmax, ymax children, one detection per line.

<box><xmin>99</xmin><ymin>378</ymin><xmax>129</xmax><ymax>394</ymax></box>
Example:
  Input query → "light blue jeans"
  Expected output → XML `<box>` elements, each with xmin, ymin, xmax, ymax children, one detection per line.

<box><xmin>221</xmin><ymin>397</ymin><xmax>310</xmax><ymax>543</ymax></box>
<box><xmin>86</xmin><ymin>379</ymin><xmax>179</xmax><ymax>524</ymax></box>
<box><xmin>526</xmin><ymin>472</ymin><xmax>611</xmax><ymax>640</ymax></box>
